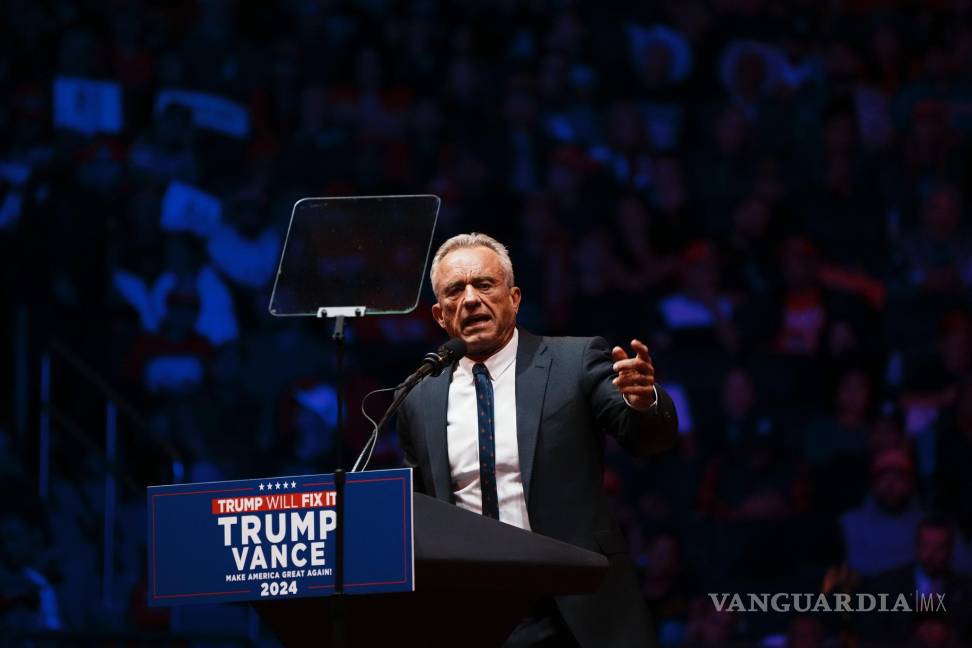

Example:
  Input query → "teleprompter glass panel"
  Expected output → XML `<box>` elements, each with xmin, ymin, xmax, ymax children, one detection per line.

<box><xmin>268</xmin><ymin>195</ymin><xmax>440</xmax><ymax>316</ymax></box>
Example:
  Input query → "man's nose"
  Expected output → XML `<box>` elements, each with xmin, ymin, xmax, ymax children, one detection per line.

<box><xmin>461</xmin><ymin>284</ymin><xmax>481</xmax><ymax>306</ymax></box>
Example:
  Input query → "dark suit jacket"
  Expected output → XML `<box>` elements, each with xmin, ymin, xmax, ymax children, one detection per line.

<box><xmin>858</xmin><ymin>564</ymin><xmax>972</xmax><ymax>642</ymax></box>
<box><xmin>397</xmin><ymin>329</ymin><xmax>679</xmax><ymax>648</ymax></box>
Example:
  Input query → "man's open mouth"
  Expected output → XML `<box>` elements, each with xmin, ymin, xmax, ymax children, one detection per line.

<box><xmin>462</xmin><ymin>314</ymin><xmax>491</xmax><ymax>328</ymax></box>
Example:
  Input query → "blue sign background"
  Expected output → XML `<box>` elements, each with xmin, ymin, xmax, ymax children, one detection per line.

<box><xmin>148</xmin><ymin>468</ymin><xmax>413</xmax><ymax>606</ymax></box>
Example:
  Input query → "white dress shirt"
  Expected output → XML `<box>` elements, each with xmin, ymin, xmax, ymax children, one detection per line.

<box><xmin>446</xmin><ymin>330</ymin><xmax>659</xmax><ymax>530</ymax></box>
<box><xmin>447</xmin><ymin>329</ymin><xmax>532</xmax><ymax>529</ymax></box>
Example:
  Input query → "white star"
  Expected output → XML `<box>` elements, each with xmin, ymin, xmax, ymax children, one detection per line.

<box><xmin>291</xmin><ymin>481</ymin><xmax>296</xmax><ymax>488</ymax></box>
<box><xmin>275</xmin><ymin>482</ymin><xmax>281</xmax><ymax>490</ymax></box>
<box><xmin>259</xmin><ymin>483</ymin><xmax>264</xmax><ymax>491</ymax></box>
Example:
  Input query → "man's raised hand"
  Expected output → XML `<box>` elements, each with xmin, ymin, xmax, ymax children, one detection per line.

<box><xmin>611</xmin><ymin>339</ymin><xmax>656</xmax><ymax>411</ymax></box>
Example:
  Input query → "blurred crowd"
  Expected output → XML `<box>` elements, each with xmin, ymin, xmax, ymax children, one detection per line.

<box><xmin>2</xmin><ymin>0</ymin><xmax>972</xmax><ymax>646</ymax></box>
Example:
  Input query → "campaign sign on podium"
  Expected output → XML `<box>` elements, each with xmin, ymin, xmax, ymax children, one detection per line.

<box><xmin>147</xmin><ymin>468</ymin><xmax>413</xmax><ymax>606</ymax></box>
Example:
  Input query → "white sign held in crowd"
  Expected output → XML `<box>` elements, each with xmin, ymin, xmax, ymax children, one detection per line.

<box><xmin>155</xmin><ymin>89</ymin><xmax>250</xmax><ymax>139</ymax></box>
<box><xmin>161</xmin><ymin>181</ymin><xmax>222</xmax><ymax>237</ymax></box>
<box><xmin>53</xmin><ymin>77</ymin><xmax>123</xmax><ymax>135</ymax></box>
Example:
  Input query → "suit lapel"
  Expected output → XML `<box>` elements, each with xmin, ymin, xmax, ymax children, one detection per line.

<box><xmin>514</xmin><ymin>329</ymin><xmax>550</xmax><ymax>506</ymax></box>
<box><xmin>423</xmin><ymin>367</ymin><xmax>454</xmax><ymax>502</ymax></box>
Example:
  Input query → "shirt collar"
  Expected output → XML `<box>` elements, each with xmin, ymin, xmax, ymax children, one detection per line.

<box><xmin>457</xmin><ymin>328</ymin><xmax>518</xmax><ymax>381</ymax></box>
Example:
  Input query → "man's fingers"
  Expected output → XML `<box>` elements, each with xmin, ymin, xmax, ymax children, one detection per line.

<box><xmin>612</xmin><ymin>372</ymin><xmax>654</xmax><ymax>389</ymax></box>
<box><xmin>614</xmin><ymin>365</ymin><xmax>654</xmax><ymax>381</ymax></box>
<box><xmin>610</xmin><ymin>339</ymin><xmax>656</xmax><ymax>406</ymax></box>
<box><xmin>615</xmin><ymin>373</ymin><xmax>653</xmax><ymax>388</ymax></box>
<box><xmin>617</xmin><ymin>385</ymin><xmax>655</xmax><ymax>396</ymax></box>
<box><xmin>631</xmin><ymin>339</ymin><xmax>651</xmax><ymax>361</ymax></box>
<box><xmin>612</xmin><ymin>357</ymin><xmax>652</xmax><ymax>374</ymax></box>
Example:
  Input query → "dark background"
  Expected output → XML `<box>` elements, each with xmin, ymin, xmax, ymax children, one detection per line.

<box><xmin>1</xmin><ymin>0</ymin><xmax>971</xmax><ymax>646</ymax></box>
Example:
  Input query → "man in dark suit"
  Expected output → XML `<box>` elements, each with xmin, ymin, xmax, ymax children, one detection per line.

<box><xmin>858</xmin><ymin>514</ymin><xmax>972</xmax><ymax>644</ymax></box>
<box><xmin>397</xmin><ymin>232</ymin><xmax>678</xmax><ymax>647</ymax></box>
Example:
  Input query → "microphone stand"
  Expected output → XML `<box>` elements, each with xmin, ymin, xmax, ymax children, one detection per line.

<box><xmin>352</xmin><ymin>344</ymin><xmax>462</xmax><ymax>473</ymax></box>
<box><xmin>351</xmin><ymin>364</ymin><xmax>430</xmax><ymax>473</ymax></box>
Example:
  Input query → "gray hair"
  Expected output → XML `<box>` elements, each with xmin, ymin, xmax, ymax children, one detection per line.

<box><xmin>429</xmin><ymin>232</ymin><xmax>515</xmax><ymax>299</ymax></box>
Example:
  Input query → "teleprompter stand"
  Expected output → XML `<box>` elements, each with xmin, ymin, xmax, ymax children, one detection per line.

<box><xmin>254</xmin><ymin>492</ymin><xmax>609</xmax><ymax>647</ymax></box>
<box><xmin>320</xmin><ymin>306</ymin><xmax>363</xmax><ymax>645</ymax></box>
<box><xmin>268</xmin><ymin>195</ymin><xmax>442</xmax><ymax>647</ymax></box>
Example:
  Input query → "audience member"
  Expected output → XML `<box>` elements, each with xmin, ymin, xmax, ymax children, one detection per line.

<box><xmin>841</xmin><ymin>448</ymin><xmax>925</xmax><ymax>577</ymax></box>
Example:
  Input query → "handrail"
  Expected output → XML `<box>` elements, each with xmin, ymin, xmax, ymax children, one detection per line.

<box><xmin>38</xmin><ymin>338</ymin><xmax>185</xmax><ymax>613</ymax></box>
<box><xmin>48</xmin><ymin>337</ymin><xmax>146</xmax><ymax>428</ymax></box>
<box><xmin>42</xmin><ymin>404</ymin><xmax>140</xmax><ymax>495</ymax></box>
<box><xmin>46</xmin><ymin>337</ymin><xmax>182</xmax><ymax>462</ymax></box>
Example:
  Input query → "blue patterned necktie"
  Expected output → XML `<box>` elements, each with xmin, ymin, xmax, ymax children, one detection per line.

<box><xmin>472</xmin><ymin>362</ymin><xmax>499</xmax><ymax>519</ymax></box>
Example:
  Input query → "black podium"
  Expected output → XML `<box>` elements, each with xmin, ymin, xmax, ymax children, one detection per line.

<box><xmin>254</xmin><ymin>492</ymin><xmax>609</xmax><ymax>647</ymax></box>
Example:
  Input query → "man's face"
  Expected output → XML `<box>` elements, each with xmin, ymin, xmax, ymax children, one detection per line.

<box><xmin>917</xmin><ymin>526</ymin><xmax>953</xmax><ymax>577</ymax></box>
<box><xmin>873</xmin><ymin>468</ymin><xmax>914</xmax><ymax>512</ymax></box>
<box><xmin>432</xmin><ymin>246</ymin><xmax>521</xmax><ymax>360</ymax></box>
<box><xmin>837</xmin><ymin>370</ymin><xmax>870</xmax><ymax>417</ymax></box>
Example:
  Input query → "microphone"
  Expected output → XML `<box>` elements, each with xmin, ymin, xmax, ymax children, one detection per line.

<box><xmin>350</xmin><ymin>337</ymin><xmax>467</xmax><ymax>473</ymax></box>
<box><xmin>408</xmin><ymin>337</ymin><xmax>467</xmax><ymax>384</ymax></box>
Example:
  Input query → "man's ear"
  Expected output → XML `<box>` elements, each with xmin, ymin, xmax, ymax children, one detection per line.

<box><xmin>510</xmin><ymin>286</ymin><xmax>522</xmax><ymax>314</ymax></box>
<box><xmin>432</xmin><ymin>302</ymin><xmax>446</xmax><ymax>330</ymax></box>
